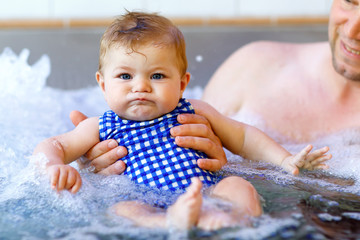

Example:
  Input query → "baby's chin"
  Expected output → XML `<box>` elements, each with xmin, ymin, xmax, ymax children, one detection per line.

<box><xmin>118</xmin><ymin>110</ymin><xmax>164</xmax><ymax>122</ymax></box>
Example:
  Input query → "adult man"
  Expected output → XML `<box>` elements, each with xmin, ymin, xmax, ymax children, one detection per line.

<box><xmin>203</xmin><ymin>0</ymin><xmax>360</xmax><ymax>143</ymax></box>
<box><xmin>72</xmin><ymin>0</ymin><xmax>357</xmax><ymax>173</ymax></box>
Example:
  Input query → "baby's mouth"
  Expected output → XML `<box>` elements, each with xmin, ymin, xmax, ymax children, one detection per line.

<box><xmin>131</xmin><ymin>98</ymin><xmax>152</xmax><ymax>105</ymax></box>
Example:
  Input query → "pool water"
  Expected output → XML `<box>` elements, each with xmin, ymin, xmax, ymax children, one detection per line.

<box><xmin>0</xmin><ymin>48</ymin><xmax>360</xmax><ymax>240</ymax></box>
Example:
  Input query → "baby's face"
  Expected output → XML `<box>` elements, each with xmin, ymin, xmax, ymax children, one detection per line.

<box><xmin>97</xmin><ymin>45</ymin><xmax>189</xmax><ymax>121</ymax></box>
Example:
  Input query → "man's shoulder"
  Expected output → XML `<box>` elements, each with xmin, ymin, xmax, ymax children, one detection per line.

<box><xmin>243</xmin><ymin>41</ymin><xmax>297</xmax><ymax>56</ymax></box>
<box><xmin>242</xmin><ymin>41</ymin><xmax>288</xmax><ymax>51</ymax></box>
<box><xmin>242</xmin><ymin>41</ymin><xmax>323</xmax><ymax>54</ymax></box>
<box><xmin>230</xmin><ymin>41</ymin><xmax>293</xmax><ymax>66</ymax></box>
<box><xmin>243</xmin><ymin>41</ymin><xmax>327</xmax><ymax>63</ymax></box>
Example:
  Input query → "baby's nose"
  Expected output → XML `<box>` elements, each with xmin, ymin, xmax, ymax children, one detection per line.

<box><xmin>132</xmin><ymin>78</ymin><xmax>151</xmax><ymax>92</ymax></box>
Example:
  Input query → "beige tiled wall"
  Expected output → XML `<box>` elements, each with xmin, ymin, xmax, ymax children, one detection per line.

<box><xmin>238</xmin><ymin>0</ymin><xmax>331</xmax><ymax>17</ymax></box>
<box><xmin>0</xmin><ymin>0</ymin><xmax>332</xmax><ymax>19</ymax></box>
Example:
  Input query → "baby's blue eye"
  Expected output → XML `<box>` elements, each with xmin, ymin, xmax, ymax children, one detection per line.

<box><xmin>151</xmin><ymin>73</ymin><xmax>164</xmax><ymax>80</ymax></box>
<box><xmin>119</xmin><ymin>74</ymin><xmax>131</xmax><ymax>80</ymax></box>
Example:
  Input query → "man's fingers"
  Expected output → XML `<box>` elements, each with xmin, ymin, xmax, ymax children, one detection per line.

<box><xmin>175</xmin><ymin>136</ymin><xmax>224</xmax><ymax>158</ymax></box>
<box><xmin>173</xmin><ymin>114</ymin><xmax>217</xmax><ymax>143</ymax></box>
<box><xmin>171</xmin><ymin>123</ymin><xmax>214</xmax><ymax>138</ymax></box>
<box><xmin>171</xmin><ymin>123</ymin><xmax>224</xmax><ymax>159</ymax></box>
<box><xmin>88</xmin><ymin>146</ymin><xmax>127</xmax><ymax>172</ymax></box>
<box><xmin>85</xmin><ymin>139</ymin><xmax>118</xmax><ymax>160</ymax></box>
<box><xmin>175</xmin><ymin>136</ymin><xmax>226</xmax><ymax>171</ymax></box>
<box><xmin>70</xmin><ymin>110</ymin><xmax>88</xmax><ymax>127</ymax></box>
<box><xmin>177</xmin><ymin>113</ymin><xmax>211</xmax><ymax>127</ymax></box>
<box><xmin>175</xmin><ymin>135</ymin><xmax>213</xmax><ymax>151</ymax></box>
<box><xmin>172</xmin><ymin>113</ymin><xmax>227</xmax><ymax>172</ymax></box>
<box><xmin>98</xmin><ymin>160</ymin><xmax>127</xmax><ymax>175</ymax></box>
<box><xmin>197</xmin><ymin>158</ymin><xmax>223</xmax><ymax>172</ymax></box>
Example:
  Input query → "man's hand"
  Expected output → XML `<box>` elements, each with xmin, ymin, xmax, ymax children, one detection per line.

<box><xmin>70</xmin><ymin>110</ymin><xmax>127</xmax><ymax>175</ymax></box>
<box><xmin>171</xmin><ymin>113</ymin><xmax>227</xmax><ymax>172</ymax></box>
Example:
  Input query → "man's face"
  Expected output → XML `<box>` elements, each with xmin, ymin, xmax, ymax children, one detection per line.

<box><xmin>329</xmin><ymin>0</ymin><xmax>360</xmax><ymax>81</ymax></box>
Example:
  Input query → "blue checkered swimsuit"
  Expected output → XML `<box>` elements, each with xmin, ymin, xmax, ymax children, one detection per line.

<box><xmin>99</xmin><ymin>98</ymin><xmax>216</xmax><ymax>191</ymax></box>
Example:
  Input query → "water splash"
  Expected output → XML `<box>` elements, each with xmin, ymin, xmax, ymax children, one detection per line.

<box><xmin>0</xmin><ymin>48</ymin><xmax>50</xmax><ymax>97</ymax></box>
<box><xmin>0</xmin><ymin>47</ymin><xmax>359</xmax><ymax>239</ymax></box>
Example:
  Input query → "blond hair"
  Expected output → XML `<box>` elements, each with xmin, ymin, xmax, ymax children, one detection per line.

<box><xmin>98</xmin><ymin>11</ymin><xmax>187</xmax><ymax>76</ymax></box>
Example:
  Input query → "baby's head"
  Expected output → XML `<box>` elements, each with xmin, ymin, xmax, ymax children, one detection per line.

<box><xmin>98</xmin><ymin>11</ymin><xmax>187</xmax><ymax>76</ymax></box>
<box><xmin>96</xmin><ymin>11</ymin><xmax>190</xmax><ymax>121</ymax></box>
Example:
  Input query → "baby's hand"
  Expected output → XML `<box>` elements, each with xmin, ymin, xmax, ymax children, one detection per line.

<box><xmin>281</xmin><ymin>144</ymin><xmax>332</xmax><ymax>175</ymax></box>
<box><xmin>47</xmin><ymin>164</ymin><xmax>82</xmax><ymax>193</ymax></box>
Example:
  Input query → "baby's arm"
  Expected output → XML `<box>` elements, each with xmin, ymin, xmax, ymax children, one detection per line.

<box><xmin>189</xmin><ymin>99</ymin><xmax>331</xmax><ymax>175</ymax></box>
<box><xmin>33</xmin><ymin>117</ymin><xmax>100</xmax><ymax>193</ymax></box>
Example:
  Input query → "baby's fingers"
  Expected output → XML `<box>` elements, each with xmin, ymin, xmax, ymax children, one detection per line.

<box><xmin>304</xmin><ymin>154</ymin><xmax>332</xmax><ymax>170</ymax></box>
<box><xmin>67</xmin><ymin>171</ymin><xmax>82</xmax><ymax>194</ymax></box>
<box><xmin>313</xmin><ymin>164</ymin><xmax>330</xmax><ymax>170</ymax></box>
<box><xmin>307</xmin><ymin>146</ymin><xmax>330</xmax><ymax>161</ymax></box>
<box><xmin>49</xmin><ymin>167</ymin><xmax>60</xmax><ymax>190</ymax></box>
<box><xmin>293</xmin><ymin>144</ymin><xmax>313</xmax><ymax>167</ymax></box>
<box><xmin>70</xmin><ymin>178</ymin><xmax>82</xmax><ymax>194</ymax></box>
<box><xmin>47</xmin><ymin>165</ymin><xmax>81</xmax><ymax>193</ymax></box>
<box><xmin>65</xmin><ymin>170</ymin><xmax>77</xmax><ymax>191</ymax></box>
<box><xmin>313</xmin><ymin>153</ymin><xmax>332</xmax><ymax>164</ymax></box>
<box><xmin>56</xmin><ymin>168</ymin><xmax>68</xmax><ymax>191</ymax></box>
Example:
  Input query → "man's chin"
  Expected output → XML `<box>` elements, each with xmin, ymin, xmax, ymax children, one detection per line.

<box><xmin>333</xmin><ymin>59</ymin><xmax>360</xmax><ymax>82</ymax></box>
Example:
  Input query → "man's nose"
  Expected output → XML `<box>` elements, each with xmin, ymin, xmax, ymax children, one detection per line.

<box><xmin>344</xmin><ymin>13</ymin><xmax>360</xmax><ymax>40</ymax></box>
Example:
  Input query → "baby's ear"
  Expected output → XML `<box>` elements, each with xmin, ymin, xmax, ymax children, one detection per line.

<box><xmin>180</xmin><ymin>72</ymin><xmax>191</xmax><ymax>95</ymax></box>
<box><xmin>96</xmin><ymin>71</ymin><xmax>105</xmax><ymax>92</ymax></box>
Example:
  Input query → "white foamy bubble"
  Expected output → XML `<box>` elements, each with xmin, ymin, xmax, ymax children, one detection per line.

<box><xmin>195</xmin><ymin>55</ymin><xmax>203</xmax><ymax>62</ymax></box>
<box><xmin>222</xmin><ymin>216</ymin><xmax>300</xmax><ymax>239</ymax></box>
<box><xmin>0</xmin><ymin>48</ymin><xmax>50</xmax><ymax>97</ymax></box>
<box><xmin>342</xmin><ymin>212</ymin><xmax>360</xmax><ymax>220</ymax></box>
<box><xmin>317</xmin><ymin>213</ymin><xmax>342</xmax><ymax>222</ymax></box>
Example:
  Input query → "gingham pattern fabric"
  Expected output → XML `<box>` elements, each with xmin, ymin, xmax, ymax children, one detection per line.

<box><xmin>99</xmin><ymin>98</ymin><xmax>215</xmax><ymax>191</ymax></box>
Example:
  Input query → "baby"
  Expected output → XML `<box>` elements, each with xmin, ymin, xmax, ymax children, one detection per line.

<box><xmin>34</xmin><ymin>11</ymin><xmax>331</xmax><ymax>230</ymax></box>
